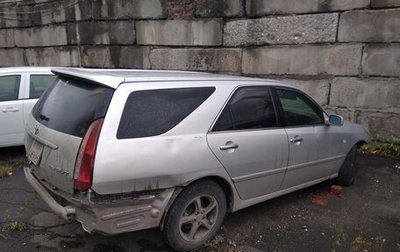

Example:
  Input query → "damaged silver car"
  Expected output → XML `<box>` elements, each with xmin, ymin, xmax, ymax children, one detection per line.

<box><xmin>24</xmin><ymin>68</ymin><xmax>369</xmax><ymax>251</ymax></box>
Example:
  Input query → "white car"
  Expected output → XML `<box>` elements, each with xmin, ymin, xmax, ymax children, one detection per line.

<box><xmin>0</xmin><ymin>67</ymin><xmax>55</xmax><ymax>147</ymax></box>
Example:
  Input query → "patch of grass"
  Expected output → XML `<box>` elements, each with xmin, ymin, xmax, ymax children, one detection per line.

<box><xmin>374</xmin><ymin>236</ymin><xmax>386</xmax><ymax>252</ymax></box>
<box><xmin>331</xmin><ymin>224</ymin><xmax>348</xmax><ymax>247</ymax></box>
<box><xmin>359</xmin><ymin>141</ymin><xmax>400</xmax><ymax>158</ymax></box>
<box><xmin>330</xmin><ymin>226</ymin><xmax>388</xmax><ymax>252</ymax></box>
<box><xmin>0</xmin><ymin>165</ymin><xmax>13</xmax><ymax>178</ymax></box>
<box><xmin>2</xmin><ymin>195</ymin><xmax>36</xmax><ymax>233</ymax></box>
<box><xmin>351</xmin><ymin>235</ymin><xmax>371</xmax><ymax>252</ymax></box>
<box><xmin>4</xmin><ymin>221</ymin><xmax>26</xmax><ymax>231</ymax></box>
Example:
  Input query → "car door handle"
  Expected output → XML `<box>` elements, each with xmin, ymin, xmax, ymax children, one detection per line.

<box><xmin>290</xmin><ymin>136</ymin><xmax>303</xmax><ymax>143</ymax></box>
<box><xmin>2</xmin><ymin>107</ymin><xmax>19</xmax><ymax>113</ymax></box>
<box><xmin>219</xmin><ymin>143</ymin><xmax>239</xmax><ymax>150</ymax></box>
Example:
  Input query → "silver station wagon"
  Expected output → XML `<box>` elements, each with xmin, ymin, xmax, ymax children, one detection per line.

<box><xmin>24</xmin><ymin>68</ymin><xmax>369</xmax><ymax>251</ymax></box>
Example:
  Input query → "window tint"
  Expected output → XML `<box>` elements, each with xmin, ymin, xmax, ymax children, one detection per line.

<box><xmin>117</xmin><ymin>87</ymin><xmax>215</xmax><ymax>139</ymax></box>
<box><xmin>213</xmin><ymin>87</ymin><xmax>277</xmax><ymax>131</ymax></box>
<box><xmin>30</xmin><ymin>74</ymin><xmax>56</xmax><ymax>99</ymax></box>
<box><xmin>277</xmin><ymin>89</ymin><xmax>324</xmax><ymax>127</ymax></box>
<box><xmin>0</xmin><ymin>75</ymin><xmax>20</xmax><ymax>102</ymax></box>
<box><xmin>33</xmin><ymin>77</ymin><xmax>114</xmax><ymax>137</ymax></box>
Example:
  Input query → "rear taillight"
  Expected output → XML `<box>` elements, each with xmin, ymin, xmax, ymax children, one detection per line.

<box><xmin>74</xmin><ymin>118</ymin><xmax>104</xmax><ymax>191</ymax></box>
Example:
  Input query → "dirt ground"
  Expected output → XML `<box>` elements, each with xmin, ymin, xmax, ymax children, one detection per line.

<box><xmin>0</xmin><ymin>146</ymin><xmax>399</xmax><ymax>252</ymax></box>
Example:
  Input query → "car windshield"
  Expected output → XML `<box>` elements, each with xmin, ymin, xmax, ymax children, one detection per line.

<box><xmin>32</xmin><ymin>76</ymin><xmax>114</xmax><ymax>137</ymax></box>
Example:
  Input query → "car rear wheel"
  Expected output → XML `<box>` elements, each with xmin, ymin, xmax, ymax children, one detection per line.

<box><xmin>163</xmin><ymin>180</ymin><xmax>226</xmax><ymax>252</ymax></box>
<box><xmin>336</xmin><ymin>145</ymin><xmax>357</xmax><ymax>186</ymax></box>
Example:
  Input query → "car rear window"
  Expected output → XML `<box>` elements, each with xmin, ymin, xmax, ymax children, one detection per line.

<box><xmin>32</xmin><ymin>77</ymin><xmax>114</xmax><ymax>137</ymax></box>
<box><xmin>117</xmin><ymin>87</ymin><xmax>215</xmax><ymax>139</ymax></box>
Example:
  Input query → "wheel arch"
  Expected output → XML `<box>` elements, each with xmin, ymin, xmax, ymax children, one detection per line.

<box><xmin>356</xmin><ymin>140</ymin><xmax>367</xmax><ymax>148</ymax></box>
<box><xmin>160</xmin><ymin>175</ymin><xmax>235</xmax><ymax>230</ymax></box>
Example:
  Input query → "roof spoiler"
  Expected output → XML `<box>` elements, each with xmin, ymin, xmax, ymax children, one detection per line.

<box><xmin>51</xmin><ymin>68</ymin><xmax>124</xmax><ymax>89</ymax></box>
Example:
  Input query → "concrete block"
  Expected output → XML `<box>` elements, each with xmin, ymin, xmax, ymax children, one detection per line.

<box><xmin>15</xmin><ymin>5</ymin><xmax>42</xmax><ymax>27</ymax></box>
<box><xmin>358</xmin><ymin>112</ymin><xmax>400</xmax><ymax>141</ymax></box>
<box><xmin>0</xmin><ymin>4</ymin><xmax>41</xmax><ymax>28</ymax></box>
<box><xmin>67</xmin><ymin>21</ymin><xmax>135</xmax><ymax>45</ymax></box>
<box><xmin>329</xmin><ymin>108</ymin><xmax>400</xmax><ymax>141</ymax></box>
<box><xmin>14</xmin><ymin>25</ymin><xmax>68</xmax><ymax>47</ymax></box>
<box><xmin>25</xmin><ymin>47</ymin><xmax>80</xmax><ymax>66</ymax></box>
<box><xmin>82</xmin><ymin>46</ymin><xmax>150</xmax><ymax>68</ymax></box>
<box><xmin>0</xmin><ymin>29</ymin><xmax>14</xmax><ymax>47</ymax></box>
<box><xmin>167</xmin><ymin>0</ymin><xmax>194</xmax><ymax>19</ymax></box>
<box><xmin>137</xmin><ymin>20</ymin><xmax>222</xmax><ymax>46</ymax></box>
<box><xmin>150</xmin><ymin>48</ymin><xmax>242</xmax><ymax>72</ymax></box>
<box><xmin>242</xmin><ymin>45</ymin><xmax>362</xmax><ymax>76</ymax></box>
<box><xmin>279</xmin><ymin>79</ymin><xmax>330</xmax><ymax>105</ymax></box>
<box><xmin>93</xmin><ymin>0</ymin><xmax>166</xmax><ymax>20</ymax></box>
<box><xmin>371</xmin><ymin>0</ymin><xmax>400</xmax><ymax>8</ymax></box>
<box><xmin>0</xmin><ymin>49</ymin><xmax>24</xmax><ymax>66</ymax></box>
<box><xmin>0</xmin><ymin>5</ymin><xmax>18</xmax><ymax>28</ymax></box>
<box><xmin>81</xmin><ymin>47</ymin><xmax>113</xmax><ymax>68</ymax></box>
<box><xmin>339</xmin><ymin>9</ymin><xmax>400</xmax><ymax>42</ymax></box>
<box><xmin>362</xmin><ymin>44</ymin><xmax>400</xmax><ymax>77</ymax></box>
<box><xmin>194</xmin><ymin>0</ymin><xmax>243</xmax><ymax>17</ymax></box>
<box><xmin>40</xmin><ymin>0</ymin><xmax>92</xmax><ymax>25</ymax></box>
<box><xmin>246</xmin><ymin>0</ymin><xmax>369</xmax><ymax>16</ymax></box>
<box><xmin>330</xmin><ymin>77</ymin><xmax>400</xmax><ymax>110</ymax></box>
<box><xmin>224</xmin><ymin>13</ymin><xmax>337</xmax><ymax>46</ymax></box>
<box><xmin>111</xmin><ymin>46</ymin><xmax>150</xmax><ymax>68</ymax></box>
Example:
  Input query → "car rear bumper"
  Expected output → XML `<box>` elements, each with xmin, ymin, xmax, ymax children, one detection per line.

<box><xmin>24</xmin><ymin>167</ymin><xmax>76</xmax><ymax>220</ymax></box>
<box><xmin>24</xmin><ymin>166</ymin><xmax>175</xmax><ymax>235</ymax></box>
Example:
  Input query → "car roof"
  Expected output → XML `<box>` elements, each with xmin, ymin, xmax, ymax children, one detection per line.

<box><xmin>52</xmin><ymin>67</ymin><xmax>290</xmax><ymax>89</ymax></box>
<box><xmin>0</xmin><ymin>66</ymin><xmax>53</xmax><ymax>73</ymax></box>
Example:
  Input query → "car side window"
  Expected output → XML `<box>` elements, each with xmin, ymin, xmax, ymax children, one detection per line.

<box><xmin>213</xmin><ymin>87</ymin><xmax>277</xmax><ymax>131</ymax></box>
<box><xmin>0</xmin><ymin>75</ymin><xmax>21</xmax><ymax>102</ymax></box>
<box><xmin>276</xmin><ymin>88</ymin><xmax>324</xmax><ymax>127</ymax></box>
<box><xmin>117</xmin><ymin>87</ymin><xmax>215</xmax><ymax>139</ymax></box>
<box><xmin>30</xmin><ymin>74</ymin><xmax>56</xmax><ymax>99</ymax></box>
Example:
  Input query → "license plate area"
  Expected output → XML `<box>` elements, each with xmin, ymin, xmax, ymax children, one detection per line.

<box><xmin>28</xmin><ymin>140</ymin><xmax>44</xmax><ymax>166</ymax></box>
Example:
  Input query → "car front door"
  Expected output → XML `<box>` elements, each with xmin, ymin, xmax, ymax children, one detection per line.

<box><xmin>0</xmin><ymin>74</ymin><xmax>24</xmax><ymax>147</ymax></box>
<box><xmin>275</xmin><ymin>88</ymin><xmax>346</xmax><ymax>189</ymax></box>
<box><xmin>207</xmin><ymin>86</ymin><xmax>288</xmax><ymax>200</ymax></box>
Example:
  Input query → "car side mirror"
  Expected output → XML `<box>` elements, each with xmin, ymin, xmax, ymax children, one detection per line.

<box><xmin>327</xmin><ymin>114</ymin><xmax>344</xmax><ymax>126</ymax></box>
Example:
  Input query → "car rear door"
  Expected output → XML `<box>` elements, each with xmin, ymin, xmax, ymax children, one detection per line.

<box><xmin>0</xmin><ymin>73</ymin><xmax>25</xmax><ymax>147</ymax></box>
<box><xmin>275</xmin><ymin>87</ymin><xmax>346</xmax><ymax>189</ymax></box>
<box><xmin>207</xmin><ymin>86</ymin><xmax>288</xmax><ymax>200</ymax></box>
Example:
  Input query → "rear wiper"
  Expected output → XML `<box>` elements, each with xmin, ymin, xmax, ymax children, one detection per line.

<box><xmin>39</xmin><ymin>114</ymin><xmax>49</xmax><ymax>121</ymax></box>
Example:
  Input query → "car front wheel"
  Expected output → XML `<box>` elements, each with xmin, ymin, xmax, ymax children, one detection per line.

<box><xmin>163</xmin><ymin>180</ymin><xmax>227</xmax><ymax>252</ymax></box>
<box><xmin>336</xmin><ymin>145</ymin><xmax>357</xmax><ymax>186</ymax></box>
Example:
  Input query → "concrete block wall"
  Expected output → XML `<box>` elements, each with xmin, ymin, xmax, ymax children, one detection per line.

<box><xmin>0</xmin><ymin>0</ymin><xmax>399</xmax><ymax>141</ymax></box>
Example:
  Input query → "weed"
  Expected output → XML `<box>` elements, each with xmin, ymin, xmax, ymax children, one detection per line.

<box><xmin>4</xmin><ymin>221</ymin><xmax>26</xmax><ymax>231</ymax></box>
<box><xmin>351</xmin><ymin>235</ymin><xmax>371</xmax><ymax>252</ymax></box>
<box><xmin>0</xmin><ymin>165</ymin><xmax>13</xmax><ymax>178</ymax></box>
<box><xmin>2</xmin><ymin>195</ymin><xmax>36</xmax><ymax>232</ymax></box>
<box><xmin>360</xmin><ymin>141</ymin><xmax>400</xmax><ymax>158</ymax></box>
<box><xmin>374</xmin><ymin>236</ymin><xmax>386</xmax><ymax>252</ymax></box>
<box><xmin>331</xmin><ymin>224</ymin><xmax>347</xmax><ymax>247</ymax></box>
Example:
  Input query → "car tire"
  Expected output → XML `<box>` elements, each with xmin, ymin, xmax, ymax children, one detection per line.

<box><xmin>336</xmin><ymin>145</ymin><xmax>357</xmax><ymax>186</ymax></box>
<box><xmin>163</xmin><ymin>180</ymin><xmax>227</xmax><ymax>252</ymax></box>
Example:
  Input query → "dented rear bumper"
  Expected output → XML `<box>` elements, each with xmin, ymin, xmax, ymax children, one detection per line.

<box><xmin>24</xmin><ymin>167</ymin><xmax>175</xmax><ymax>235</ymax></box>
